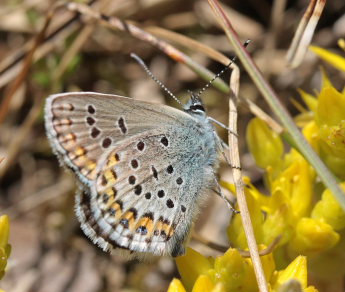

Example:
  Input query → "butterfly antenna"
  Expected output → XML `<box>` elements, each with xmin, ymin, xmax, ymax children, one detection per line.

<box><xmin>196</xmin><ymin>40</ymin><xmax>251</xmax><ymax>98</ymax></box>
<box><xmin>130</xmin><ymin>53</ymin><xmax>182</xmax><ymax>106</ymax></box>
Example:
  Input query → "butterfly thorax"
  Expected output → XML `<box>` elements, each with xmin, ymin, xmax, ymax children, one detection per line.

<box><xmin>183</xmin><ymin>95</ymin><xmax>219</xmax><ymax>169</ymax></box>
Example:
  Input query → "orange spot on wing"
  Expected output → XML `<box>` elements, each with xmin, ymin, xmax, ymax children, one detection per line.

<box><xmin>136</xmin><ymin>217</ymin><xmax>154</xmax><ymax>235</ymax></box>
<box><xmin>122</xmin><ymin>211</ymin><xmax>137</xmax><ymax>230</ymax></box>
<box><xmin>86</xmin><ymin>160</ymin><xmax>96</xmax><ymax>170</ymax></box>
<box><xmin>112</xmin><ymin>202</ymin><xmax>122</xmax><ymax>219</ymax></box>
<box><xmin>104</xmin><ymin>169</ymin><xmax>116</xmax><ymax>184</ymax></box>
<box><xmin>75</xmin><ymin>146</ymin><xmax>86</xmax><ymax>156</ymax></box>
<box><xmin>107</xmin><ymin>154</ymin><xmax>119</xmax><ymax>167</ymax></box>
<box><xmin>154</xmin><ymin>218</ymin><xmax>174</xmax><ymax>239</ymax></box>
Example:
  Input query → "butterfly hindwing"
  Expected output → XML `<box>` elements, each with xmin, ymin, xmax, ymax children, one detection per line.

<box><xmin>81</xmin><ymin>125</ymin><xmax>218</xmax><ymax>257</ymax></box>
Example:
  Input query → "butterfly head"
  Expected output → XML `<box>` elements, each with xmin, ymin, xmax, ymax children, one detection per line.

<box><xmin>183</xmin><ymin>91</ymin><xmax>206</xmax><ymax>117</ymax></box>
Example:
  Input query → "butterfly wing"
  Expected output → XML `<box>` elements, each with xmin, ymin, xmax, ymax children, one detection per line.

<box><xmin>45</xmin><ymin>92</ymin><xmax>187</xmax><ymax>186</ymax></box>
<box><xmin>78</xmin><ymin>122</ymin><xmax>219</xmax><ymax>258</ymax></box>
<box><xmin>45</xmin><ymin>92</ymin><xmax>219</xmax><ymax>258</ymax></box>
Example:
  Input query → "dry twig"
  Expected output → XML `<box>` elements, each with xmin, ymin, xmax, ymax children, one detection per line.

<box><xmin>286</xmin><ymin>0</ymin><xmax>326</xmax><ymax>68</ymax></box>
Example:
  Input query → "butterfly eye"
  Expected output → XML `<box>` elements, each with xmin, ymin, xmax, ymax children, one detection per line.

<box><xmin>189</xmin><ymin>104</ymin><xmax>205</xmax><ymax>112</ymax></box>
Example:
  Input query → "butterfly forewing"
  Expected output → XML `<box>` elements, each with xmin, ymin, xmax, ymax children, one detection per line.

<box><xmin>45</xmin><ymin>92</ymin><xmax>187</xmax><ymax>185</ymax></box>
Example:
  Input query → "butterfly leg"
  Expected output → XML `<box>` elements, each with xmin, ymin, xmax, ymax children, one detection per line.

<box><xmin>214</xmin><ymin>133</ymin><xmax>241</xmax><ymax>170</ymax></box>
<box><xmin>212</xmin><ymin>174</ymin><xmax>239</xmax><ymax>214</ymax></box>
<box><xmin>207</xmin><ymin>117</ymin><xmax>238</xmax><ymax>137</ymax></box>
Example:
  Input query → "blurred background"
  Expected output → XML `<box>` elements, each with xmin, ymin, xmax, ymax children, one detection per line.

<box><xmin>0</xmin><ymin>0</ymin><xmax>344</xmax><ymax>291</ymax></box>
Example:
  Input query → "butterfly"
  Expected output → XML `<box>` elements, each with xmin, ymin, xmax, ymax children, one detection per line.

<box><xmin>44</xmin><ymin>87</ymin><xmax>228</xmax><ymax>259</ymax></box>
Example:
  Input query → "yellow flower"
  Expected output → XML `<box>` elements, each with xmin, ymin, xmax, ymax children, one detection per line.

<box><xmin>302</xmin><ymin>121</ymin><xmax>320</xmax><ymax>152</ymax></box>
<box><xmin>167</xmin><ymin>279</ymin><xmax>187</xmax><ymax>292</ymax></box>
<box><xmin>288</xmin><ymin>217</ymin><xmax>339</xmax><ymax>256</ymax></box>
<box><xmin>228</xmin><ymin>154</ymin><xmax>314</xmax><ymax>249</ymax></box>
<box><xmin>272</xmin><ymin>256</ymin><xmax>307</xmax><ymax>290</ymax></box>
<box><xmin>0</xmin><ymin>215</ymin><xmax>10</xmax><ymax>280</ymax></box>
<box><xmin>209</xmin><ymin>283</ymin><xmax>226</xmax><ymax>292</ymax></box>
<box><xmin>319</xmin><ymin>121</ymin><xmax>345</xmax><ymax>158</ymax></box>
<box><xmin>175</xmin><ymin>247</ymin><xmax>213</xmax><ymax>291</ymax></box>
<box><xmin>271</xmin><ymin>255</ymin><xmax>320</xmax><ymax>291</ymax></box>
<box><xmin>312</xmin><ymin>86</ymin><xmax>345</xmax><ymax>178</ymax></box>
<box><xmin>226</xmin><ymin>184</ymin><xmax>265</xmax><ymax>248</ymax></box>
<box><xmin>261</xmin><ymin>152</ymin><xmax>315</xmax><ymax>248</ymax></box>
<box><xmin>272</xmin><ymin>154</ymin><xmax>314</xmax><ymax>219</ymax></box>
<box><xmin>261</xmin><ymin>204</ymin><xmax>292</xmax><ymax>248</ymax></box>
<box><xmin>246</xmin><ymin>118</ymin><xmax>284</xmax><ymax>171</ymax></box>
<box><xmin>312</xmin><ymin>183</ymin><xmax>345</xmax><ymax>230</ymax></box>
<box><xmin>316</xmin><ymin>87</ymin><xmax>345</xmax><ymax>135</ymax></box>
<box><xmin>298</xmin><ymin>89</ymin><xmax>318</xmax><ymax>113</ymax></box>
<box><xmin>192</xmin><ymin>275</ymin><xmax>215</xmax><ymax>292</ymax></box>
<box><xmin>209</xmin><ymin>248</ymin><xmax>257</xmax><ymax>292</ymax></box>
<box><xmin>318</xmin><ymin>141</ymin><xmax>345</xmax><ymax>180</ymax></box>
<box><xmin>172</xmin><ymin>245</ymin><xmax>318</xmax><ymax>292</ymax></box>
<box><xmin>310</xmin><ymin>45</ymin><xmax>345</xmax><ymax>72</ymax></box>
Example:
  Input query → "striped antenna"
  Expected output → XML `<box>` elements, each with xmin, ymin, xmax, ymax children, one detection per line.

<box><xmin>130</xmin><ymin>53</ymin><xmax>182</xmax><ymax>106</ymax></box>
<box><xmin>195</xmin><ymin>40</ymin><xmax>251</xmax><ymax>98</ymax></box>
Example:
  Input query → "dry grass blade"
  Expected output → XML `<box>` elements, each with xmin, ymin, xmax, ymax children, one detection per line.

<box><xmin>208</xmin><ymin>1</ymin><xmax>269</xmax><ymax>291</ymax></box>
<box><xmin>66</xmin><ymin>2</ymin><xmax>230</xmax><ymax>93</ymax></box>
<box><xmin>191</xmin><ymin>232</ymin><xmax>228</xmax><ymax>253</ymax></box>
<box><xmin>239</xmin><ymin>236</ymin><xmax>282</xmax><ymax>258</ymax></box>
<box><xmin>286</xmin><ymin>0</ymin><xmax>326</xmax><ymax>68</ymax></box>
<box><xmin>64</xmin><ymin>3</ymin><xmax>283</xmax><ymax>135</ymax></box>
<box><xmin>52</xmin><ymin>0</ymin><xmax>116</xmax><ymax>87</ymax></box>
<box><xmin>145</xmin><ymin>26</ymin><xmax>230</xmax><ymax>65</ymax></box>
<box><xmin>147</xmin><ymin>28</ymin><xmax>286</xmax><ymax>135</ymax></box>
<box><xmin>0</xmin><ymin>1</ymin><xmax>98</xmax><ymax>89</ymax></box>
<box><xmin>243</xmin><ymin>98</ymin><xmax>284</xmax><ymax>134</ymax></box>
<box><xmin>0</xmin><ymin>7</ymin><xmax>53</xmax><ymax>124</ymax></box>
<box><xmin>4</xmin><ymin>178</ymin><xmax>73</xmax><ymax>219</ymax></box>
<box><xmin>226</xmin><ymin>59</ymin><xmax>269</xmax><ymax>292</ymax></box>
<box><xmin>52</xmin><ymin>25</ymin><xmax>95</xmax><ymax>88</ymax></box>
<box><xmin>0</xmin><ymin>98</ymin><xmax>44</xmax><ymax>178</ymax></box>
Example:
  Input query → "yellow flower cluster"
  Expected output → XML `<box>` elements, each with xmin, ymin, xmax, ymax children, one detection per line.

<box><xmin>167</xmin><ymin>44</ymin><xmax>345</xmax><ymax>291</ymax></box>
<box><xmin>0</xmin><ymin>215</ymin><xmax>10</xmax><ymax>292</ymax></box>
<box><xmin>168</xmin><ymin>247</ymin><xmax>317</xmax><ymax>292</ymax></box>
<box><xmin>229</xmin><ymin>46</ymin><xmax>345</xmax><ymax>287</ymax></box>
<box><xmin>241</xmin><ymin>113</ymin><xmax>343</xmax><ymax>261</ymax></box>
